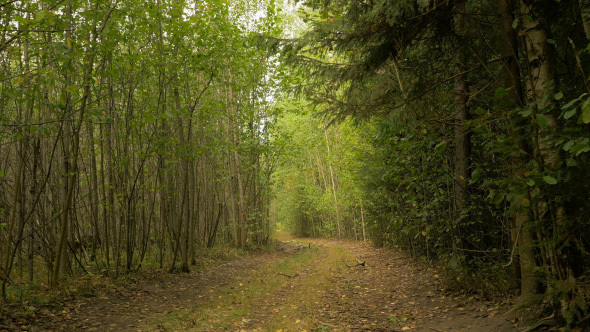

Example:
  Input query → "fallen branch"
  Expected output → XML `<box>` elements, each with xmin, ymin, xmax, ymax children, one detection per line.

<box><xmin>346</xmin><ymin>258</ymin><xmax>366</xmax><ymax>268</ymax></box>
<box><xmin>277</xmin><ymin>272</ymin><xmax>299</xmax><ymax>278</ymax></box>
<box><xmin>522</xmin><ymin>314</ymin><xmax>555</xmax><ymax>332</ymax></box>
<box><xmin>503</xmin><ymin>225</ymin><xmax>522</xmax><ymax>268</ymax></box>
<box><xmin>314</xmin><ymin>320</ymin><xmax>339</xmax><ymax>328</ymax></box>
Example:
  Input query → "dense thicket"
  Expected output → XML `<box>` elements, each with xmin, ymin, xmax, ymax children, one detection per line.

<box><xmin>0</xmin><ymin>0</ymin><xmax>280</xmax><ymax>299</ymax></box>
<box><xmin>270</xmin><ymin>0</ymin><xmax>590</xmax><ymax>325</ymax></box>
<box><xmin>270</xmin><ymin>103</ymin><xmax>369</xmax><ymax>240</ymax></box>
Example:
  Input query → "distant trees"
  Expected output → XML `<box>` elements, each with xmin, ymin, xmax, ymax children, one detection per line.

<box><xmin>271</xmin><ymin>107</ymin><xmax>369</xmax><ymax>240</ymax></box>
<box><xmin>270</xmin><ymin>0</ymin><xmax>590</xmax><ymax>326</ymax></box>
<box><xmin>0</xmin><ymin>0</ymin><xmax>279</xmax><ymax>298</ymax></box>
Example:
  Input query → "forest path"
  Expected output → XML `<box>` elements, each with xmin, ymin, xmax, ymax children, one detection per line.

<box><xmin>28</xmin><ymin>238</ymin><xmax>521</xmax><ymax>332</ymax></box>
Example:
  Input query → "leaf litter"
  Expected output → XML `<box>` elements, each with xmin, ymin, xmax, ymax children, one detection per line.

<box><xmin>1</xmin><ymin>239</ymin><xmax>523</xmax><ymax>332</ymax></box>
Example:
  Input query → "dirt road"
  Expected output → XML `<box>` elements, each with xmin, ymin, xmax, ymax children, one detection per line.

<box><xmin>20</xmin><ymin>238</ymin><xmax>520</xmax><ymax>332</ymax></box>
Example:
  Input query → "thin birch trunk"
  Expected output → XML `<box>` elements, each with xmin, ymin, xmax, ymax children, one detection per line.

<box><xmin>520</xmin><ymin>0</ymin><xmax>572</xmax><ymax>308</ymax></box>
<box><xmin>324</xmin><ymin>130</ymin><xmax>341</xmax><ymax>238</ymax></box>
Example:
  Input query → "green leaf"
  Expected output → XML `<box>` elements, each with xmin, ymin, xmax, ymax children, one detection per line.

<box><xmin>487</xmin><ymin>189</ymin><xmax>497</xmax><ymax>200</ymax></box>
<box><xmin>521</xmin><ymin>198</ymin><xmax>530</xmax><ymax>207</ymax></box>
<box><xmin>65</xmin><ymin>85</ymin><xmax>79</xmax><ymax>94</ymax></box>
<box><xmin>546</xmin><ymin>39</ymin><xmax>556</xmax><ymax>45</ymax></box>
<box><xmin>506</xmin><ymin>192</ymin><xmax>514</xmax><ymax>201</ymax></box>
<box><xmin>543</xmin><ymin>176</ymin><xmax>557</xmax><ymax>185</ymax></box>
<box><xmin>554</xmin><ymin>91</ymin><xmax>563</xmax><ymax>100</ymax></box>
<box><xmin>35</xmin><ymin>10</ymin><xmax>49</xmax><ymax>22</ymax></box>
<box><xmin>434</xmin><ymin>140</ymin><xmax>447</xmax><ymax>154</ymax></box>
<box><xmin>519</xmin><ymin>109</ymin><xmax>532</xmax><ymax>117</ymax></box>
<box><xmin>0</xmin><ymin>223</ymin><xmax>7</xmax><ymax>231</ymax></box>
<box><xmin>494</xmin><ymin>87</ymin><xmax>507</xmax><ymax>98</ymax></box>
<box><xmin>563</xmin><ymin>109</ymin><xmax>576</xmax><ymax>119</ymax></box>
<box><xmin>509</xmin><ymin>184</ymin><xmax>525</xmax><ymax>195</ymax></box>
<box><xmin>561</xmin><ymin>98</ymin><xmax>579</xmax><ymax>110</ymax></box>
<box><xmin>567</xmin><ymin>158</ymin><xmax>578</xmax><ymax>167</ymax></box>
<box><xmin>527</xmin><ymin>179</ymin><xmax>536</xmax><ymax>186</ymax></box>
<box><xmin>582</xmin><ymin>97</ymin><xmax>590</xmax><ymax>123</ymax></box>
<box><xmin>563</xmin><ymin>140</ymin><xmax>575</xmax><ymax>151</ymax></box>
<box><xmin>471</xmin><ymin>167</ymin><xmax>482</xmax><ymax>182</ymax></box>
<box><xmin>492</xmin><ymin>192</ymin><xmax>505</xmax><ymax>205</ymax></box>
<box><xmin>0</xmin><ymin>170</ymin><xmax>5</xmax><ymax>177</ymax></box>
<box><xmin>512</xmin><ymin>18</ymin><xmax>519</xmax><ymax>29</ymax></box>
<box><xmin>536</xmin><ymin>114</ymin><xmax>548</xmax><ymax>128</ymax></box>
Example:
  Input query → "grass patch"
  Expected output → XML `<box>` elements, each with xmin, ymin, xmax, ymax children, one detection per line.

<box><xmin>145</xmin><ymin>240</ymin><xmax>349</xmax><ymax>331</ymax></box>
<box><xmin>262</xmin><ymin>245</ymin><xmax>348</xmax><ymax>331</ymax></box>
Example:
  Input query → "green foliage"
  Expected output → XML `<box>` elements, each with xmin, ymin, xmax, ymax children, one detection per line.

<box><xmin>0</xmin><ymin>0</ymin><xmax>283</xmax><ymax>299</ymax></box>
<box><xmin>271</xmin><ymin>102</ymin><xmax>369</xmax><ymax>239</ymax></box>
<box><xmin>269</xmin><ymin>0</ymin><xmax>590</xmax><ymax>326</ymax></box>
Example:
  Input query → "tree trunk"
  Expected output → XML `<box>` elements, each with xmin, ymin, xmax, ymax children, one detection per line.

<box><xmin>520</xmin><ymin>0</ymin><xmax>573</xmax><ymax>312</ymax></box>
<box><xmin>51</xmin><ymin>1</ymin><xmax>75</xmax><ymax>285</ymax></box>
<box><xmin>498</xmin><ymin>0</ymin><xmax>538</xmax><ymax>299</ymax></box>
<box><xmin>86</xmin><ymin>113</ymin><xmax>100</xmax><ymax>262</ymax></box>
<box><xmin>359</xmin><ymin>199</ymin><xmax>367</xmax><ymax>243</ymax></box>
<box><xmin>227</xmin><ymin>65</ymin><xmax>247</xmax><ymax>248</ymax></box>
<box><xmin>453</xmin><ymin>0</ymin><xmax>470</xmax><ymax>220</ymax></box>
<box><xmin>324</xmin><ymin>130</ymin><xmax>342</xmax><ymax>238</ymax></box>
<box><xmin>580</xmin><ymin>0</ymin><xmax>590</xmax><ymax>40</ymax></box>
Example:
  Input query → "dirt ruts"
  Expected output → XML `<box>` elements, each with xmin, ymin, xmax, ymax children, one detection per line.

<box><xmin>2</xmin><ymin>238</ymin><xmax>522</xmax><ymax>332</ymax></box>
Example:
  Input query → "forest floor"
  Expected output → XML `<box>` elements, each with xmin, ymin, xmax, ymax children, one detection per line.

<box><xmin>2</xmin><ymin>237</ymin><xmax>527</xmax><ymax>332</ymax></box>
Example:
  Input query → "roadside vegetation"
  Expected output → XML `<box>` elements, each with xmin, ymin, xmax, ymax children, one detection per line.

<box><xmin>1</xmin><ymin>0</ymin><xmax>590</xmax><ymax>329</ymax></box>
